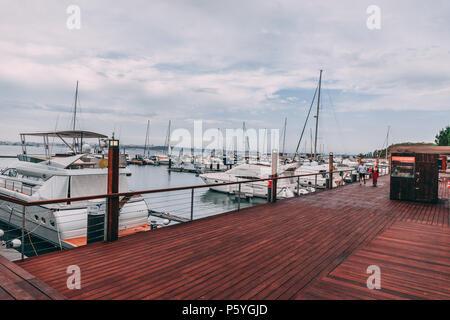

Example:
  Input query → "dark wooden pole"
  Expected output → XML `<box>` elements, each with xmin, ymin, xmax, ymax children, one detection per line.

<box><xmin>106</xmin><ymin>139</ymin><xmax>120</xmax><ymax>242</ymax></box>
<box><xmin>329</xmin><ymin>152</ymin><xmax>333</xmax><ymax>189</ymax></box>
<box><xmin>271</xmin><ymin>149</ymin><xmax>278</xmax><ymax>202</ymax></box>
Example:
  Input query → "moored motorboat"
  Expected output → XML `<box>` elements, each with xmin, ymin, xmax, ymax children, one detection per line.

<box><xmin>0</xmin><ymin>130</ymin><xmax>150</xmax><ymax>249</ymax></box>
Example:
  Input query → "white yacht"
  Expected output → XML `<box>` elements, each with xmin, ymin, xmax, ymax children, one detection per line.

<box><xmin>199</xmin><ymin>162</ymin><xmax>309</xmax><ymax>199</ymax></box>
<box><xmin>0</xmin><ymin>131</ymin><xmax>149</xmax><ymax>249</ymax></box>
<box><xmin>155</xmin><ymin>154</ymin><xmax>170</xmax><ymax>165</ymax></box>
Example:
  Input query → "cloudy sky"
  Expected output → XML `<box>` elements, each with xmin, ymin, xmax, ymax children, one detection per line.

<box><xmin>0</xmin><ymin>0</ymin><xmax>448</xmax><ymax>154</ymax></box>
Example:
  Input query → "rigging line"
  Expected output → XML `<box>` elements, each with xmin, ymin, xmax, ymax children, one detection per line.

<box><xmin>117</xmin><ymin>125</ymin><xmax>122</xmax><ymax>142</ymax></box>
<box><xmin>76</xmin><ymin>92</ymin><xmax>84</xmax><ymax>131</ymax></box>
<box><xmin>324</xmin><ymin>87</ymin><xmax>348</xmax><ymax>155</ymax></box>
<box><xmin>381</xmin><ymin>126</ymin><xmax>390</xmax><ymax>152</ymax></box>
<box><xmin>49</xmin><ymin>114</ymin><xmax>60</xmax><ymax>156</ymax></box>
<box><xmin>294</xmin><ymin>83</ymin><xmax>319</xmax><ymax>157</ymax></box>
<box><xmin>71</xmin><ymin>81</ymin><xmax>79</xmax><ymax>131</ymax></box>
<box><xmin>24</xmin><ymin>218</ymin><xmax>38</xmax><ymax>256</ymax></box>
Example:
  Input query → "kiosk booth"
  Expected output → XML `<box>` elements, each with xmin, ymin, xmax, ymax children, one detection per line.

<box><xmin>389</xmin><ymin>146</ymin><xmax>450</xmax><ymax>203</ymax></box>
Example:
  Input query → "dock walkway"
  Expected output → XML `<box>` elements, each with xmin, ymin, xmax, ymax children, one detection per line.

<box><xmin>15</xmin><ymin>176</ymin><xmax>450</xmax><ymax>299</ymax></box>
<box><xmin>0</xmin><ymin>255</ymin><xmax>64</xmax><ymax>300</ymax></box>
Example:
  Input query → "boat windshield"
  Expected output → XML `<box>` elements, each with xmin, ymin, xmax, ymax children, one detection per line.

<box><xmin>1</xmin><ymin>168</ymin><xmax>18</xmax><ymax>177</ymax></box>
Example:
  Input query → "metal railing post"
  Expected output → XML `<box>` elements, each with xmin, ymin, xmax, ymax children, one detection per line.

<box><xmin>21</xmin><ymin>205</ymin><xmax>25</xmax><ymax>261</ymax></box>
<box><xmin>237</xmin><ymin>183</ymin><xmax>241</xmax><ymax>211</ymax></box>
<box><xmin>190</xmin><ymin>189</ymin><xmax>194</xmax><ymax>221</ymax></box>
<box><xmin>297</xmin><ymin>177</ymin><xmax>300</xmax><ymax>196</ymax></box>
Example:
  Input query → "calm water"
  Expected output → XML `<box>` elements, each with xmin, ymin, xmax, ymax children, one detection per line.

<box><xmin>0</xmin><ymin>145</ymin><xmax>265</xmax><ymax>257</ymax></box>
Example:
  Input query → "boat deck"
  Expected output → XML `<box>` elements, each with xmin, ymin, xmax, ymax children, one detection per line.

<box><xmin>15</xmin><ymin>176</ymin><xmax>450</xmax><ymax>299</ymax></box>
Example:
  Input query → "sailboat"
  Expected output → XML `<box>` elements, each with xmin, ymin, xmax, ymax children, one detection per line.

<box><xmin>155</xmin><ymin>120</ymin><xmax>171</xmax><ymax>165</ymax></box>
<box><xmin>200</xmin><ymin>162</ymin><xmax>302</xmax><ymax>199</ymax></box>
<box><xmin>142</xmin><ymin>120</ymin><xmax>156</xmax><ymax>165</ymax></box>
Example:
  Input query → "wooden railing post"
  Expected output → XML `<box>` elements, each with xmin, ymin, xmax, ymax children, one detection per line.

<box><xmin>190</xmin><ymin>189</ymin><xmax>194</xmax><ymax>221</ymax></box>
<box><xmin>329</xmin><ymin>152</ymin><xmax>333</xmax><ymax>189</ymax></box>
<box><xmin>106</xmin><ymin>139</ymin><xmax>120</xmax><ymax>242</ymax></box>
<box><xmin>237</xmin><ymin>183</ymin><xmax>241</xmax><ymax>211</ymax></box>
<box><xmin>271</xmin><ymin>149</ymin><xmax>278</xmax><ymax>202</ymax></box>
<box><xmin>21</xmin><ymin>206</ymin><xmax>25</xmax><ymax>260</ymax></box>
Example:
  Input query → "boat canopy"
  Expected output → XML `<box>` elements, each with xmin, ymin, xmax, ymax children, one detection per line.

<box><xmin>19</xmin><ymin>130</ymin><xmax>109</xmax><ymax>156</ymax></box>
<box><xmin>19</xmin><ymin>130</ymin><xmax>107</xmax><ymax>139</ymax></box>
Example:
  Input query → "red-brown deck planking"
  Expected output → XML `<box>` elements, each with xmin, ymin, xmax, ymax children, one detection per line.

<box><xmin>15</xmin><ymin>175</ymin><xmax>449</xmax><ymax>300</ymax></box>
<box><xmin>0</xmin><ymin>255</ymin><xmax>65</xmax><ymax>300</ymax></box>
<box><xmin>297</xmin><ymin>221</ymin><xmax>450</xmax><ymax>299</ymax></box>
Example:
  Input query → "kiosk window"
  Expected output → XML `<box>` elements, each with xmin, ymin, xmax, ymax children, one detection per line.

<box><xmin>391</xmin><ymin>156</ymin><xmax>415</xmax><ymax>178</ymax></box>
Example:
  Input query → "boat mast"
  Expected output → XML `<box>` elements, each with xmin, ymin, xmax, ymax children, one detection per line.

<box><xmin>313</xmin><ymin>70</ymin><xmax>322</xmax><ymax>160</ymax></box>
<box><xmin>256</xmin><ymin>128</ymin><xmax>260</xmax><ymax>162</ymax></box>
<box><xmin>144</xmin><ymin>120</ymin><xmax>150</xmax><ymax>157</ymax></box>
<box><xmin>243</xmin><ymin>122</ymin><xmax>249</xmax><ymax>164</ymax></box>
<box><xmin>222</xmin><ymin>128</ymin><xmax>227</xmax><ymax>165</ymax></box>
<box><xmin>167</xmin><ymin>120</ymin><xmax>172</xmax><ymax>156</ymax></box>
<box><xmin>263</xmin><ymin>128</ymin><xmax>267</xmax><ymax>157</ymax></box>
<box><xmin>385</xmin><ymin>125</ymin><xmax>390</xmax><ymax>162</ymax></box>
<box><xmin>72</xmin><ymin>81</ymin><xmax>79</xmax><ymax>152</ymax></box>
<box><xmin>282</xmin><ymin>117</ymin><xmax>287</xmax><ymax>156</ymax></box>
<box><xmin>72</xmin><ymin>81</ymin><xmax>79</xmax><ymax>132</ymax></box>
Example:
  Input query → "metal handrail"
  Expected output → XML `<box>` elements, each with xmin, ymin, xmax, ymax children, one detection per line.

<box><xmin>0</xmin><ymin>167</ymin><xmax>388</xmax><ymax>207</ymax></box>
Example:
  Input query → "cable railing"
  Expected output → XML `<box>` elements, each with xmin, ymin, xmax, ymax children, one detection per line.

<box><xmin>0</xmin><ymin>165</ymin><xmax>390</xmax><ymax>260</ymax></box>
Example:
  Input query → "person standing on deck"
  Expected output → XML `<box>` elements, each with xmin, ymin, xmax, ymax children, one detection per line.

<box><xmin>357</xmin><ymin>162</ymin><xmax>367</xmax><ymax>185</ymax></box>
<box><xmin>372</xmin><ymin>165</ymin><xmax>379</xmax><ymax>187</ymax></box>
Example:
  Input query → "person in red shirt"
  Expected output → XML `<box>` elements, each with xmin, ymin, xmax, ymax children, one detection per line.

<box><xmin>372</xmin><ymin>166</ymin><xmax>379</xmax><ymax>187</ymax></box>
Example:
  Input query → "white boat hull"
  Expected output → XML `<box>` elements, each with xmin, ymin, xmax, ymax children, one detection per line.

<box><xmin>0</xmin><ymin>197</ymin><xmax>149</xmax><ymax>249</ymax></box>
<box><xmin>200</xmin><ymin>176</ymin><xmax>296</xmax><ymax>199</ymax></box>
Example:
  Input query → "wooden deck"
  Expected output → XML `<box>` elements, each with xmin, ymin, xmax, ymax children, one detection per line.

<box><xmin>16</xmin><ymin>176</ymin><xmax>449</xmax><ymax>299</ymax></box>
<box><xmin>0</xmin><ymin>255</ymin><xmax>65</xmax><ymax>300</ymax></box>
<box><xmin>298</xmin><ymin>221</ymin><xmax>450</xmax><ymax>299</ymax></box>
